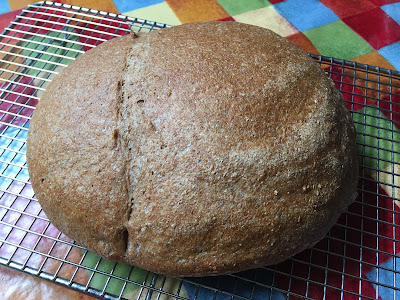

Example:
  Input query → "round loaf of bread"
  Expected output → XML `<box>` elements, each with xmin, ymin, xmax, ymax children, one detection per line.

<box><xmin>27</xmin><ymin>21</ymin><xmax>358</xmax><ymax>276</ymax></box>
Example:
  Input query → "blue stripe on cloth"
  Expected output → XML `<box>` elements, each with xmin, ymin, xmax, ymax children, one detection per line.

<box><xmin>0</xmin><ymin>124</ymin><xmax>29</xmax><ymax>190</ymax></box>
<box><xmin>183</xmin><ymin>269</ymin><xmax>286</xmax><ymax>299</ymax></box>
<box><xmin>382</xmin><ymin>3</ymin><xmax>400</xmax><ymax>26</ymax></box>
<box><xmin>365</xmin><ymin>257</ymin><xmax>400</xmax><ymax>299</ymax></box>
<box><xmin>378</xmin><ymin>40</ymin><xmax>400</xmax><ymax>70</ymax></box>
<box><xmin>113</xmin><ymin>0</ymin><xmax>164</xmax><ymax>13</ymax></box>
<box><xmin>0</xmin><ymin>0</ymin><xmax>10</xmax><ymax>15</ymax></box>
<box><xmin>273</xmin><ymin>0</ymin><xmax>339</xmax><ymax>32</ymax></box>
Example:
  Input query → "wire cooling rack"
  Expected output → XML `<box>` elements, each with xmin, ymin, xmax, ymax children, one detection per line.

<box><xmin>1</xmin><ymin>1</ymin><xmax>400</xmax><ymax>299</ymax></box>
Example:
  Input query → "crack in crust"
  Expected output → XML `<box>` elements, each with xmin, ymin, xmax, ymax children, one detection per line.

<box><xmin>116</xmin><ymin>78</ymin><xmax>131</xmax><ymax>254</ymax></box>
<box><xmin>115</xmin><ymin>36</ymin><xmax>138</xmax><ymax>256</ymax></box>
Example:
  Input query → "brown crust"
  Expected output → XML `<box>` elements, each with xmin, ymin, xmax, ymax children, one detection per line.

<box><xmin>26</xmin><ymin>21</ymin><xmax>358</xmax><ymax>277</ymax></box>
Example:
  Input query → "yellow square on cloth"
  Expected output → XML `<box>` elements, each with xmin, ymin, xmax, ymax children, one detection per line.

<box><xmin>124</xmin><ymin>2</ymin><xmax>181</xmax><ymax>25</ymax></box>
<box><xmin>234</xmin><ymin>6</ymin><xmax>298</xmax><ymax>37</ymax></box>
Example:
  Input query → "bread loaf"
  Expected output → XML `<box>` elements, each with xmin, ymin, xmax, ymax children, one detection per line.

<box><xmin>26</xmin><ymin>21</ymin><xmax>358</xmax><ymax>276</ymax></box>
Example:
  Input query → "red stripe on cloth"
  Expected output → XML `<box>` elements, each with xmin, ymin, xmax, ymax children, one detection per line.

<box><xmin>325</xmin><ymin>66</ymin><xmax>374</xmax><ymax>111</ymax></box>
<box><xmin>10</xmin><ymin>6</ymin><xmax>69</xmax><ymax>39</ymax></box>
<box><xmin>379</xmin><ymin>92</ymin><xmax>400</xmax><ymax>128</ymax></box>
<box><xmin>343</xmin><ymin>7</ymin><xmax>400</xmax><ymax>50</ymax></box>
<box><xmin>0</xmin><ymin>9</ymin><xmax>22</xmax><ymax>34</ymax></box>
<box><xmin>319</xmin><ymin>0</ymin><xmax>377</xmax><ymax>19</ymax></box>
<box><xmin>74</xmin><ymin>17</ymin><xmax>130</xmax><ymax>52</ymax></box>
<box><xmin>0</xmin><ymin>76</ymin><xmax>37</xmax><ymax>130</ymax></box>
<box><xmin>217</xmin><ymin>16</ymin><xmax>235</xmax><ymax>22</ymax></box>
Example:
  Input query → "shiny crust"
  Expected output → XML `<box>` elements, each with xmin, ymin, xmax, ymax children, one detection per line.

<box><xmin>27</xmin><ymin>21</ymin><xmax>358</xmax><ymax>276</ymax></box>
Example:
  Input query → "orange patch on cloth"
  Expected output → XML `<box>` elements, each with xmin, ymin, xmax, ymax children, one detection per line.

<box><xmin>8</xmin><ymin>0</ymin><xmax>37</xmax><ymax>11</ymax></box>
<box><xmin>351</xmin><ymin>50</ymin><xmax>395</xmax><ymax>71</ymax></box>
<box><xmin>166</xmin><ymin>0</ymin><xmax>229</xmax><ymax>23</ymax></box>
<box><xmin>286</xmin><ymin>32</ymin><xmax>320</xmax><ymax>55</ymax></box>
<box><xmin>350</xmin><ymin>51</ymin><xmax>400</xmax><ymax>100</ymax></box>
<box><xmin>9</xmin><ymin>0</ymin><xmax>119</xmax><ymax>13</ymax></box>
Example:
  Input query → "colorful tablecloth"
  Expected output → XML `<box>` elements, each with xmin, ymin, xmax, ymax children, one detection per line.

<box><xmin>3</xmin><ymin>0</ymin><xmax>400</xmax><ymax>70</ymax></box>
<box><xmin>1</xmin><ymin>0</ymin><xmax>400</xmax><ymax>299</ymax></box>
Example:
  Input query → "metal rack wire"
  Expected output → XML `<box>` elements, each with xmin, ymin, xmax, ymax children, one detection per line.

<box><xmin>1</xmin><ymin>1</ymin><xmax>400</xmax><ymax>299</ymax></box>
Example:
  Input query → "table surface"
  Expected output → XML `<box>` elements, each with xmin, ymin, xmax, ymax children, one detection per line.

<box><xmin>1</xmin><ymin>0</ymin><xmax>400</xmax><ymax>299</ymax></box>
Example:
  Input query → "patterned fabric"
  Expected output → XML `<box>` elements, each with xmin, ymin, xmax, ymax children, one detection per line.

<box><xmin>2</xmin><ymin>0</ymin><xmax>400</xmax><ymax>68</ymax></box>
<box><xmin>1</xmin><ymin>0</ymin><xmax>400</xmax><ymax>299</ymax></box>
